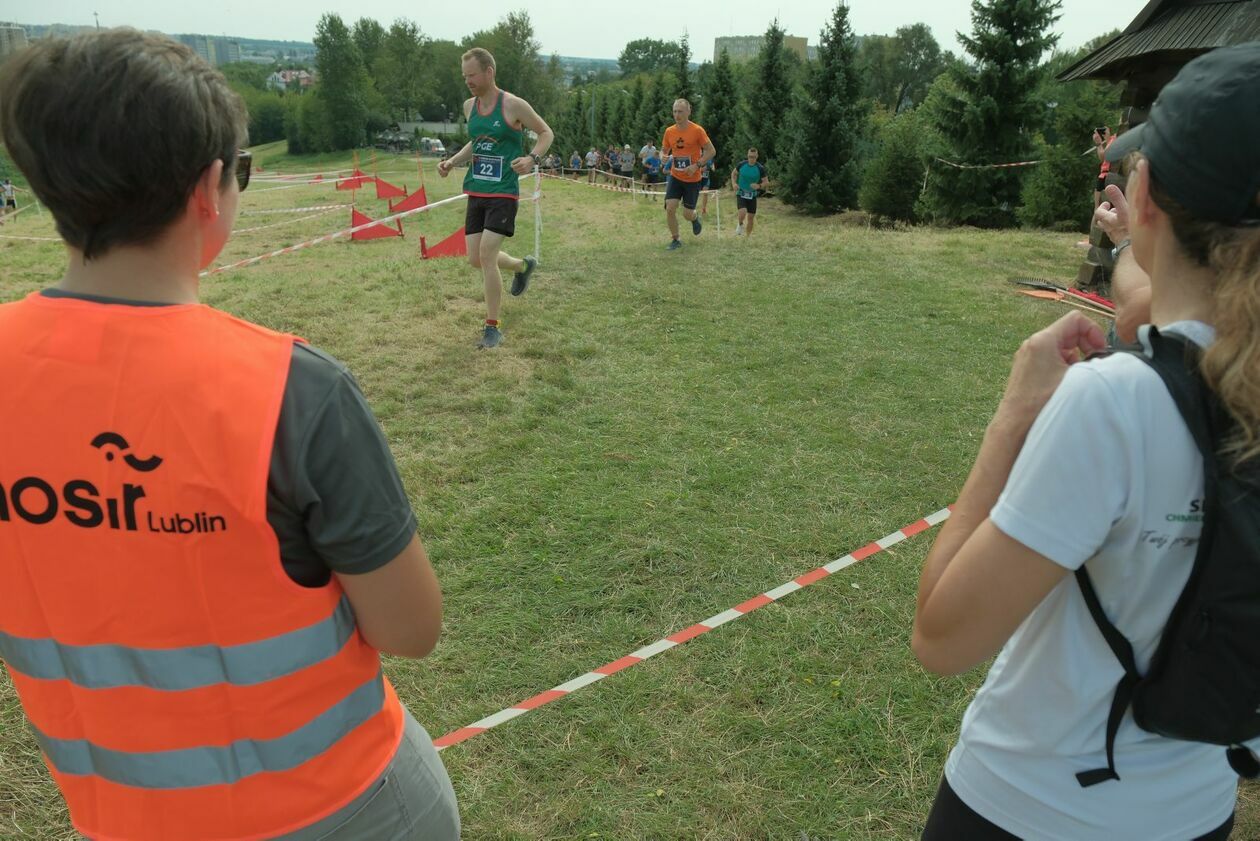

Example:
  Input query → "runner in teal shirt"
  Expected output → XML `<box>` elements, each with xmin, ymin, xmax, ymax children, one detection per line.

<box><xmin>731</xmin><ymin>148</ymin><xmax>768</xmax><ymax>237</ymax></box>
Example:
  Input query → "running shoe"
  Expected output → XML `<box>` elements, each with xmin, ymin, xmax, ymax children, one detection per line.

<box><xmin>511</xmin><ymin>256</ymin><xmax>537</xmax><ymax>296</ymax></box>
<box><xmin>667</xmin><ymin>239</ymin><xmax>682</xmax><ymax>251</ymax></box>
<box><xmin>477</xmin><ymin>325</ymin><xmax>503</xmax><ymax>349</ymax></box>
<box><xmin>692</xmin><ymin>216</ymin><xmax>702</xmax><ymax>236</ymax></box>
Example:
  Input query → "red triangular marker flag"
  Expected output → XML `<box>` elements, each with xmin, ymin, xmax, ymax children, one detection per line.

<box><xmin>336</xmin><ymin>175</ymin><xmax>370</xmax><ymax>192</ymax></box>
<box><xmin>390</xmin><ymin>186</ymin><xmax>428</xmax><ymax>214</ymax></box>
<box><xmin>420</xmin><ymin>225</ymin><xmax>466</xmax><ymax>259</ymax></box>
<box><xmin>350</xmin><ymin>208</ymin><xmax>404</xmax><ymax>241</ymax></box>
<box><xmin>375</xmin><ymin>177</ymin><xmax>406</xmax><ymax>200</ymax></box>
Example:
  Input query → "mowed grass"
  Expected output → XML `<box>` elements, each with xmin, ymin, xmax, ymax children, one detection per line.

<box><xmin>3</xmin><ymin>148</ymin><xmax>1259</xmax><ymax>839</ymax></box>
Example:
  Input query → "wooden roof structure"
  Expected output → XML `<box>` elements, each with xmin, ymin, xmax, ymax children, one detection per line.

<box><xmin>1057</xmin><ymin>0</ymin><xmax>1259</xmax><ymax>90</ymax></box>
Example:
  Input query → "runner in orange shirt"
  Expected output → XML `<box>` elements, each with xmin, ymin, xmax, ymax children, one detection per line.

<box><xmin>661</xmin><ymin>98</ymin><xmax>716</xmax><ymax>251</ymax></box>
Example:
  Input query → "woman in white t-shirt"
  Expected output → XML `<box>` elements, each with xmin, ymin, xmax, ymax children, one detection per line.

<box><xmin>912</xmin><ymin>43</ymin><xmax>1260</xmax><ymax>841</ymax></box>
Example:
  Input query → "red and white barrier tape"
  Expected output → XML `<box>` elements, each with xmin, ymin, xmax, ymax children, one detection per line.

<box><xmin>251</xmin><ymin>170</ymin><xmax>350</xmax><ymax>181</ymax></box>
<box><xmin>203</xmin><ymin>192</ymin><xmax>468</xmax><ymax>277</ymax></box>
<box><xmin>206</xmin><ymin>189</ymin><xmax>539</xmax><ymax>277</ymax></box>
<box><xmin>232</xmin><ymin>207</ymin><xmax>342</xmax><ymax>235</ymax></box>
<box><xmin>238</xmin><ymin>204</ymin><xmax>349</xmax><ymax>217</ymax></box>
<box><xmin>933</xmin><ymin>157</ymin><xmax>1043</xmax><ymax>170</ymax></box>
<box><xmin>539</xmin><ymin>171</ymin><xmax>722</xmax><ymax>197</ymax></box>
<box><xmin>433</xmin><ymin>507</ymin><xmax>952</xmax><ymax>751</ymax></box>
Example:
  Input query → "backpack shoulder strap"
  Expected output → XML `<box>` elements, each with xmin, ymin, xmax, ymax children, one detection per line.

<box><xmin>1074</xmin><ymin>565</ymin><xmax>1142</xmax><ymax>787</ymax></box>
<box><xmin>1135</xmin><ymin>327</ymin><xmax>1214</xmax><ymax>463</ymax></box>
<box><xmin>1074</xmin><ymin>327</ymin><xmax>1210</xmax><ymax>787</ymax></box>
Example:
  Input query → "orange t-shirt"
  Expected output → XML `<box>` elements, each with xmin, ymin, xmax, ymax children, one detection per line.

<box><xmin>662</xmin><ymin>121</ymin><xmax>711</xmax><ymax>183</ymax></box>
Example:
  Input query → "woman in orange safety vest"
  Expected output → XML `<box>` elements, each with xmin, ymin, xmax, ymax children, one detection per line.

<box><xmin>0</xmin><ymin>28</ymin><xmax>459</xmax><ymax>841</ymax></box>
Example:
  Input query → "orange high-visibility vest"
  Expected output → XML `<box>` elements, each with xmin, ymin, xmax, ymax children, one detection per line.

<box><xmin>0</xmin><ymin>293</ymin><xmax>404</xmax><ymax>841</ymax></box>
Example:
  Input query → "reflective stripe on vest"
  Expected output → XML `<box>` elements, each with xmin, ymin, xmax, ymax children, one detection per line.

<box><xmin>32</xmin><ymin>670</ymin><xmax>385</xmax><ymax>789</ymax></box>
<box><xmin>0</xmin><ymin>595</ymin><xmax>355</xmax><ymax>690</ymax></box>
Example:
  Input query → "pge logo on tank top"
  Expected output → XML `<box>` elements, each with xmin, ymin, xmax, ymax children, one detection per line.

<box><xmin>0</xmin><ymin>432</ymin><xmax>229</xmax><ymax>535</ymax></box>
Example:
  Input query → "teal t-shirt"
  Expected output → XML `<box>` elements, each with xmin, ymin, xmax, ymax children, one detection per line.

<box><xmin>736</xmin><ymin>162</ymin><xmax>767</xmax><ymax>199</ymax></box>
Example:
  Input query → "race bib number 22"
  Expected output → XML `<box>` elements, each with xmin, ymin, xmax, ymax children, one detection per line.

<box><xmin>473</xmin><ymin>154</ymin><xmax>504</xmax><ymax>181</ymax></box>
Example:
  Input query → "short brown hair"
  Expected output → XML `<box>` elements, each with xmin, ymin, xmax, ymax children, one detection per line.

<box><xmin>461</xmin><ymin>48</ymin><xmax>495</xmax><ymax>71</ymax></box>
<box><xmin>0</xmin><ymin>29</ymin><xmax>246</xmax><ymax>259</ymax></box>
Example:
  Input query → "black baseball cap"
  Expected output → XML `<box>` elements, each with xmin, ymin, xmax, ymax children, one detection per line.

<box><xmin>1106</xmin><ymin>41</ymin><xmax>1260</xmax><ymax>224</ymax></box>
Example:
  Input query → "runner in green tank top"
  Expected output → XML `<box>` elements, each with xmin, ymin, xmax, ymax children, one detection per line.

<box><xmin>438</xmin><ymin>47</ymin><xmax>554</xmax><ymax>349</ymax></box>
<box><xmin>462</xmin><ymin>91</ymin><xmax>523</xmax><ymax>198</ymax></box>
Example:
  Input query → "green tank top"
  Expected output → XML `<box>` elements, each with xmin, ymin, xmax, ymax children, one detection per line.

<box><xmin>463</xmin><ymin>90</ymin><xmax>525</xmax><ymax>198</ymax></box>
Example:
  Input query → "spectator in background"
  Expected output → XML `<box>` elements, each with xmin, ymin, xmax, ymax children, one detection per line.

<box><xmin>585</xmin><ymin>147</ymin><xmax>599</xmax><ymax>184</ymax></box>
<box><xmin>1093</xmin><ymin>125</ymin><xmax>1115</xmax><ymax>208</ymax></box>
<box><xmin>618</xmin><ymin>144</ymin><xmax>636</xmax><ymax>188</ymax></box>
<box><xmin>1</xmin><ymin>177</ymin><xmax>17</xmax><ymax>221</ymax></box>
<box><xmin>699</xmin><ymin>157</ymin><xmax>716</xmax><ymax>216</ymax></box>
<box><xmin>604</xmin><ymin>145</ymin><xmax>619</xmax><ymax>184</ymax></box>
<box><xmin>642</xmin><ymin>147</ymin><xmax>662</xmax><ymax>201</ymax></box>
<box><xmin>569</xmin><ymin>150</ymin><xmax>582</xmax><ymax>179</ymax></box>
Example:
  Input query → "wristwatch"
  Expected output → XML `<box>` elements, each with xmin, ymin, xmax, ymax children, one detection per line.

<box><xmin>1111</xmin><ymin>238</ymin><xmax>1132</xmax><ymax>260</ymax></box>
<box><xmin>531</xmin><ymin>154</ymin><xmax>542</xmax><ymax>166</ymax></box>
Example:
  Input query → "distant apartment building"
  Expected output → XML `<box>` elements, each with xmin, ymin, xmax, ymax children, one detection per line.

<box><xmin>713</xmin><ymin>34</ymin><xmax>808</xmax><ymax>64</ymax></box>
<box><xmin>267</xmin><ymin>69</ymin><xmax>314</xmax><ymax>92</ymax></box>
<box><xmin>176</xmin><ymin>34</ymin><xmax>240</xmax><ymax>67</ymax></box>
<box><xmin>0</xmin><ymin>22</ymin><xmax>29</xmax><ymax>61</ymax></box>
<box><xmin>213</xmin><ymin>39</ymin><xmax>240</xmax><ymax>65</ymax></box>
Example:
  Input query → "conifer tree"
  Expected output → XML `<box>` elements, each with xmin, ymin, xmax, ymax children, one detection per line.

<box><xmin>742</xmin><ymin>21</ymin><xmax>794</xmax><ymax>166</ymax></box>
<box><xmin>592</xmin><ymin>88</ymin><xmax>610</xmax><ymax>146</ymax></box>
<box><xmin>605</xmin><ymin>91</ymin><xmax>625</xmax><ymax>145</ymax></box>
<box><xmin>779</xmin><ymin>2</ymin><xmax>867</xmax><ymax>213</ymax></box>
<box><xmin>676</xmin><ymin>34</ymin><xmax>694</xmax><ymax>103</ymax></box>
<box><xmin>624</xmin><ymin>75</ymin><xmax>645</xmax><ymax>142</ymax></box>
<box><xmin>634</xmin><ymin>74</ymin><xmax>671</xmax><ymax>148</ymax></box>
<box><xmin>922</xmin><ymin>0</ymin><xmax>1061</xmax><ymax>226</ymax></box>
<box><xmin>699</xmin><ymin>49</ymin><xmax>739</xmax><ymax>175</ymax></box>
<box><xmin>561</xmin><ymin>89</ymin><xmax>588</xmax><ymax>154</ymax></box>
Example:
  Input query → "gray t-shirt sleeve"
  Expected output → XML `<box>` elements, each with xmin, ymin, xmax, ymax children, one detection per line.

<box><xmin>268</xmin><ymin>343</ymin><xmax>417</xmax><ymax>586</ymax></box>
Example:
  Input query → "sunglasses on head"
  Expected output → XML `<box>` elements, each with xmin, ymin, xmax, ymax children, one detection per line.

<box><xmin>235</xmin><ymin>150</ymin><xmax>252</xmax><ymax>192</ymax></box>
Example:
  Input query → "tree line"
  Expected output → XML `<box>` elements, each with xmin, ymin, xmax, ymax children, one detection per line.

<box><xmin>224</xmin><ymin>0</ymin><xmax>1120</xmax><ymax>230</ymax></box>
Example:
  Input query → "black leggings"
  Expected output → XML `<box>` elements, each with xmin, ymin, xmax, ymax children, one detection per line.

<box><xmin>921</xmin><ymin>776</ymin><xmax>1234</xmax><ymax>840</ymax></box>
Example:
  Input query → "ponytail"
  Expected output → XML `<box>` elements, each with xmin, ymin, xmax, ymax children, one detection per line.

<box><xmin>1151</xmin><ymin>178</ymin><xmax>1260</xmax><ymax>465</ymax></box>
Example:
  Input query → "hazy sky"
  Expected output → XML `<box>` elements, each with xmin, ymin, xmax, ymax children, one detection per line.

<box><xmin>14</xmin><ymin>0</ymin><xmax>1151</xmax><ymax>59</ymax></box>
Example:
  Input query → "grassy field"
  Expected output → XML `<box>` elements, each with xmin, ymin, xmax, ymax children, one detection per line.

<box><xmin>2</xmin><ymin>146</ymin><xmax>1256</xmax><ymax>839</ymax></box>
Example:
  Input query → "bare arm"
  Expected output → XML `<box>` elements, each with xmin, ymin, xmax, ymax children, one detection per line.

<box><xmin>508</xmin><ymin>96</ymin><xmax>554</xmax><ymax>175</ymax></box>
<box><xmin>335</xmin><ymin>533</ymin><xmax>443</xmax><ymax>659</ymax></box>
<box><xmin>1111</xmin><ymin>250</ymin><xmax>1152</xmax><ymax>344</ymax></box>
<box><xmin>1093</xmin><ymin>183</ymin><xmax>1151</xmax><ymax>343</ymax></box>
<box><xmin>912</xmin><ymin>313</ymin><xmax>1106</xmax><ymax>675</ymax></box>
<box><xmin>437</xmin><ymin>100</ymin><xmax>475</xmax><ymax>176</ymax></box>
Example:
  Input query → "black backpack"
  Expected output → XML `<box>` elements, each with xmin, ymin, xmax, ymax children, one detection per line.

<box><xmin>1076</xmin><ymin>326</ymin><xmax>1260</xmax><ymax>788</ymax></box>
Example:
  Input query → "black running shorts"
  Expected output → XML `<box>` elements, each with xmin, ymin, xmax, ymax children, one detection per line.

<box><xmin>465</xmin><ymin>195</ymin><xmax>517</xmax><ymax>237</ymax></box>
<box><xmin>664</xmin><ymin>176</ymin><xmax>702</xmax><ymax>210</ymax></box>
<box><xmin>736</xmin><ymin>195</ymin><xmax>758</xmax><ymax>215</ymax></box>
